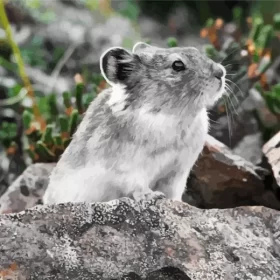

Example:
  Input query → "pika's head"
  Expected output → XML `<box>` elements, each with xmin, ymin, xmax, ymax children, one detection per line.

<box><xmin>100</xmin><ymin>42</ymin><xmax>226</xmax><ymax>115</ymax></box>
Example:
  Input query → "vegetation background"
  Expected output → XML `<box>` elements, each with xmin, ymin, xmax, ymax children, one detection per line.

<box><xmin>1</xmin><ymin>0</ymin><xmax>280</xmax><ymax>196</ymax></box>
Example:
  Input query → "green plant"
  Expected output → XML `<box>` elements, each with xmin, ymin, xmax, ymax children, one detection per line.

<box><xmin>0</xmin><ymin>75</ymin><xmax>105</xmax><ymax>163</ymax></box>
<box><xmin>20</xmin><ymin>77</ymin><xmax>105</xmax><ymax>163</ymax></box>
<box><xmin>199</xmin><ymin>10</ymin><xmax>280</xmax><ymax>141</ymax></box>
<box><xmin>167</xmin><ymin>37</ymin><xmax>178</xmax><ymax>48</ymax></box>
<box><xmin>0</xmin><ymin>0</ymin><xmax>42</xmax><ymax>122</ymax></box>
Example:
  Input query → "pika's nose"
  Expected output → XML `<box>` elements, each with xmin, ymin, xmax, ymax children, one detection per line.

<box><xmin>213</xmin><ymin>65</ymin><xmax>224</xmax><ymax>80</ymax></box>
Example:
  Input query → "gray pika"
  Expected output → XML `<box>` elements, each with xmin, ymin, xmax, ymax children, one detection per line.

<box><xmin>43</xmin><ymin>42</ymin><xmax>226</xmax><ymax>204</ymax></box>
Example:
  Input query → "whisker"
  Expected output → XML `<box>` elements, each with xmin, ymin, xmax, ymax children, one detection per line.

<box><xmin>224</xmin><ymin>63</ymin><xmax>242</xmax><ymax>68</ymax></box>
<box><xmin>225</xmin><ymin>84</ymin><xmax>239</xmax><ymax>104</ymax></box>
<box><xmin>219</xmin><ymin>46</ymin><xmax>241</xmax><ymax>64</ymax></box>
<box><xmin>223</xmin><ymin>96</ymin><xmax>233</xmax><ymax>148</ymax></box>
<box><xmin>209</xmin><ymin>118</ymin><xmax>221</xmax><ymax>124</ymax></box>
<box><xmin>226</xmin><ymin>79</ymin><xmax>245</xmax><ymax>98</ymax></box>
<box><xmin>225</xmin><ymin>91</ymin><xmax>238</xmax><ymax>116</ymax></box>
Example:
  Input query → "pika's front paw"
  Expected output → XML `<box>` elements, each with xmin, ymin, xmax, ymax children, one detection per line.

<box><xmin>133</xmin><ymin>190</ymin><xmax>166</xmax><ymax>203</ymax></box>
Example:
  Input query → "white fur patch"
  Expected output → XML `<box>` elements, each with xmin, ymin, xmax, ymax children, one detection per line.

<box><xmin>106</xmin><ymin>84</ymin><xmax>128</xmax><ymax>113</ymax></box>
<box><xmin>137</xmin><ymin>106</ymin><xmax>177</xmax><ymax>132</ymax></box>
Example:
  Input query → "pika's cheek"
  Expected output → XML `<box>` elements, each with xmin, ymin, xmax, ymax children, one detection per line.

<box><xmin>202</xmin><ymin>79</ymin><xmax>218</xmax><ymax>93</ymax></box>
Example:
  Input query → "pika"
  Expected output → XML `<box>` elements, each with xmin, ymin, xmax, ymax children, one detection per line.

<box><xmin>43</xmin><ymin>42</ymin><xmax>226</xmax><ymax>204</ymax></box>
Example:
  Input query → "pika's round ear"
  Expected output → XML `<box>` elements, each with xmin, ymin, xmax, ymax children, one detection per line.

<box><xmin>132</xmin><ymin>41</ymin><xmax>152</xmax><ymax>53</ymax></box>
<box><xmin>100</xmin><ymin>47</ymin><xmax>137</xmax><ymax>86</ymax></box>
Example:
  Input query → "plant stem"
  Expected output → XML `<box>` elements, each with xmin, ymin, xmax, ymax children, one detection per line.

<box><xmin>0</xmin><ymin>0</ymin><xmax>41</xmax><ymax>119</ymax></box>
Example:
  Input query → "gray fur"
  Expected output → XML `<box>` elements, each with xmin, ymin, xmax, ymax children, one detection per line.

<box><xmin>43</xmin><ymin>42</ymin><xmax>226</xmax><ymax>204</ymax></box>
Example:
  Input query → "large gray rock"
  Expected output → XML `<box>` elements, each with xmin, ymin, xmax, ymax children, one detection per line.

<box><xmin>0</xmin><ymin>198</ymin><xmax>279</xmax><ymax>279</ymax></box>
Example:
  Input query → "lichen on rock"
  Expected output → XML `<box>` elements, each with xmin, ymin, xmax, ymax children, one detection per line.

<box><xmin>0</xmin><ymin>198</ymin><xmax>279</xmax><ymax>279</ymax></box>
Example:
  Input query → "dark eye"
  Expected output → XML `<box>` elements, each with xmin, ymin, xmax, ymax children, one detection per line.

<box><xmin>172</xmin><ymin>60</ymin><xmax>185</xmax><ymax>72</ymax></box>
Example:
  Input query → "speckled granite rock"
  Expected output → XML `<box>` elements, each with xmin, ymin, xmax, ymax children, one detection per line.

<box><xmin>184</xmin><ymin>135</ymin><xmax>280</xmax><ymax>210</ymax></box>
<box><xmin>0</xmin><ymin>198</ymin><xmax>279</xmax><ymax>280</ymax></box>
<box><xmin>0</xmin><ymin>163</ymin><xmax>55</xmax><ymax>214</ymax></box>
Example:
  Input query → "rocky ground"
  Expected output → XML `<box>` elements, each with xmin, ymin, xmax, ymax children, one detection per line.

<box><xmin>0</xmin><ymin>198</ymin><xmax>280</xmax><ymax>279</ymax></box>
<box><xmin>0</xmin><ymin>1</ymin><xmax>280</xmax><ymax>279</ymax></box>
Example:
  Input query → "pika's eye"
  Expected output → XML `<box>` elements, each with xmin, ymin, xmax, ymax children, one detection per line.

<box><xmin>172</xmin><ymin>60</ymin><xmax>185</xmax><ymax>72</ymax></box>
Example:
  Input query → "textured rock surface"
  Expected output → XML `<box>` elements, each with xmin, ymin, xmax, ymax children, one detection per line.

<box><xmin>184</xmin><ymin>135</ymin><xmax>280</xmax><ymax>210</ymax></box>
<box><xmin>0</xmin><ymin>163</ymin><xmax>55</xmax><ymax>214</ymax></box>
<box><xmin>232</xmin><ymin>132</ymin><xmax>263</xmax><ymax>165</ymax></box>
<box><xmin>0</xmin><ymin>198</ymin><xmax>279</xmax><ymax>280</ymax></box>
<box><xmin>263</xmin><ymin>131</ymin><xmax>280</xmax><ymax>188</ymax></box>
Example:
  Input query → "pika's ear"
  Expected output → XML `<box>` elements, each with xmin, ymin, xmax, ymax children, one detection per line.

<box><xmin>100</xmin><ymin>47</ymin><xmax>137</xmax><ymax>86</ymax></box>
<box><xmin>132</xmin><ymin>41</ymin><xmax>152</xmax><ymax>53</ymax></box>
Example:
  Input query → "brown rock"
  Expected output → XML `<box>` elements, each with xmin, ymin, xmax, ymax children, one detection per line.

<box><xmin>184</xmin><ymin>135</ymin><xmax>280</xmax><ymax>210</ymax></box>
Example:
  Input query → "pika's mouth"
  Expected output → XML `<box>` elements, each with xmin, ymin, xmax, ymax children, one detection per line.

<box><xmin>217</xmin><ymin>79</ymin><xmax>223</xmax><ymax>91</ymax></box>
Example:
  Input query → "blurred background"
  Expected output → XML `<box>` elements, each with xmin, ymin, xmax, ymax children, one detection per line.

<box><xmin>1</xmin><ymin>0</ymin><xmax>280</xmax><ymax>194</ymax></box>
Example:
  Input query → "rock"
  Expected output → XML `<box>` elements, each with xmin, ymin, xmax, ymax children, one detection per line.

<box><xmin>25</xmin><ymin>65</ymin><xmax>73</xmax><ymax>95</ymax></box>
<box><xmin>184</xmin><ymin>135</ymin><xmax>280</xmax><ymax>210</ymax></box>
<box><xmin>263</xmin><ymin>131</ymin><xmax>280</xmax><ymax>190</ymax></box>
<box><xmin>0</xmin><ymin>163</ymin><xmax>55</xmax><ymax>214</ymax></box>
<box><xmin>0</xmin><ymin>199</ymin><xmax>279</xmax><ymax>279</ymax></box>
<box><xmin>232</xmin><ymin>132</ymin><xmax>263</xmax><ymax>165</ymax></box>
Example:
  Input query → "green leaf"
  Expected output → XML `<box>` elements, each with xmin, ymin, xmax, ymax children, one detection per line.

<box><xmin>69</xmin><ymin>109</ymin><xmax>79</xmax><ymax>137</ymax></box>
<box><xmin>252</xmin><ymin>50</ymin><xmax>260</xmax><ymax>63</ymax></box>
<box><xmin>264</xmin><ymin>90</ymin><xmax>280</xmax><ymax>115</ymax></box>
<box><xmin>118</xmin><ymin>0</ymin><xmax>140</xmax><ymax>22</ymax></box>
<box><xmin>204</xmin><ymin>44</ymin><xmax>219</xmax><ymax>59</ymax></box>
<box><xmin>250</xmin><ymin>16</ymin><xmax>264</xmax><ymax>42</ymax></box>
<box><xmin>75</xmin><ymin>83</ymin><xmax>84</xmax><ymax>113</ymax></box>
<box><xmin>167</xmin><ymin>37</ymin><xmax>178</xmax><ymax>48</ymax></box>
<box><xmin>272</xmin><ymin>83</ymin><xmax>280</xmax><ymax>96</ymax></box>
<box><xmin>257</xmin><ymin>55</ymin><xmax>271</xmax><ymax>74</ymax></box>
<box><xmin>48</xmin><ymin>94</ymin><xmax>59</xmax><ymax>117</ymax></box>
<box><xmin>23</xmin><ymin>110</ymin><xmax>33</xmax><ymax>130</ymax></box>
<box><xmin>59</xmin><ymin>115</ymin><xmax>69</xmax><ymax>133</ymax></box>
<box><xmin>26</xmin><ymin>149</ymin><xmax>36</xmax><ymax>161</ymax></box>
<box><xmin>273</xmin><ymin>13</ymin><xmax>280</xmax><ymax>31</ymax></box>
<box><xmin>36</xmin><ymin>95</ymin><xmax>49</xmax><ymax>117</ymax></box>
<box><xmin>256</xmin><ymin>24</ymin><xmax>273</xmax><ymax>50</ymax></box>
<box><xmin>35</xmin><ymin>141</ymin><xmax>55</xmax><ymax>160</ymax></box>
<box><xmin>53</xmin><ymin>135</ymin><xmax>63</xmax><ymax>146</ymax></box>
<box><xmin>41</xmin><ymin>124</ymin><xmax>54</xmax><ymax>146</ymax></box>
<box><xmin>63</xmin><ymin>91</ymin><xmax>72</xmax><ymax>108</ymax></box>
<box><xmin>83</xmin><ymin>93</ymin><xmax>94</xmax><ymax>109</ymax></box>
<box><xmin>233</xmin><ymin>6</ymin><xmax>243</xmax><ymax>26</ymax></box>
<box><xmin>205</xmin><ymin>18</ymin><xmax>214</xmax><ymax>28</ymax></box>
